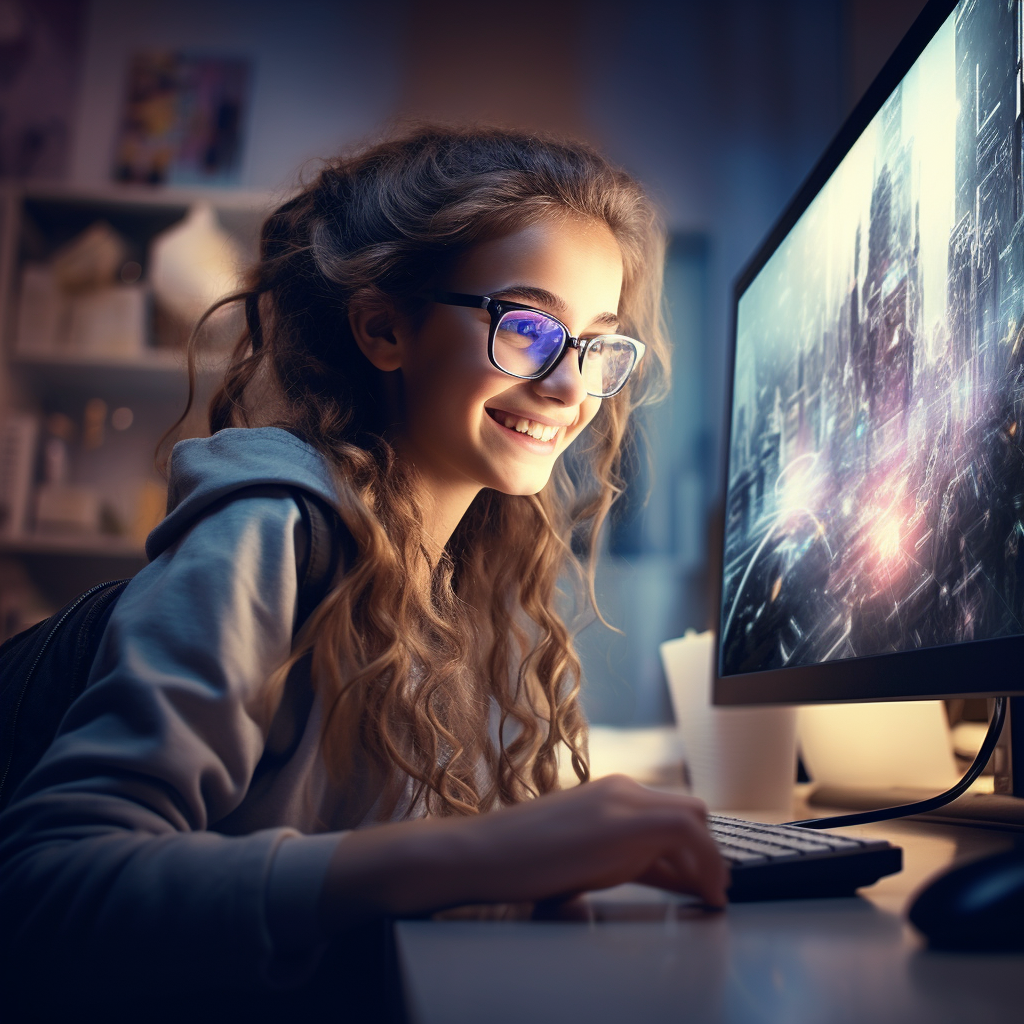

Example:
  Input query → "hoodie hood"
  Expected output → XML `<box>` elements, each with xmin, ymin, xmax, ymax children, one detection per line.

<box><xmin>146</xmin><ymin>428</ymin><xmax>339</xmax><ymax>561</ymax></box>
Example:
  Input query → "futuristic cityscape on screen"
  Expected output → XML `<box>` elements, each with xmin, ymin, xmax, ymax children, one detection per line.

<box><xmin>721</xmin><ymin>0</ymin><xmax>1024</xmax><ymax>677</ymax></box>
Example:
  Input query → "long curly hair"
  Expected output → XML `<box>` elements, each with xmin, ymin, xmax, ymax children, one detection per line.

<box><xmin>169</xmin><ymin>124</ymin><xmax>670</xmax><ymax>819</ymax></box>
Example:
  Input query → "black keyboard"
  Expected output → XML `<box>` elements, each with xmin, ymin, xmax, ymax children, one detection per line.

<box><xmin>708</xmin><ymin>814</ymin><xmax>903</xmax><ymax>901</ymax></box>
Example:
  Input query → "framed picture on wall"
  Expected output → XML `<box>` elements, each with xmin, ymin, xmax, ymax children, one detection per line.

<box><xmin>111</xmin><ymin>51</ymin><xmax>251</xmax><ymax>187</ymax></box>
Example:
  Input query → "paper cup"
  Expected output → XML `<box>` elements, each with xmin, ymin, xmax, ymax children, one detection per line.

<box><xmin>660</xmin><ymin>630</ymin><xmax>797</xmax><ymax>812</ymax></box>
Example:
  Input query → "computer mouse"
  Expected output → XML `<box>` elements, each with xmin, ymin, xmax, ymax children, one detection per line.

<box><xmin>908</xmin><ymin>847</ymin><xmax>1024</xmax><ymax>951</ymax></box>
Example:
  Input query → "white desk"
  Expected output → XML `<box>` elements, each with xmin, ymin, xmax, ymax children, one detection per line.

<box><xmin>396</xmin><ymin>813</ymin><xmax>1023</xmax><ymax>1024</ymax></box>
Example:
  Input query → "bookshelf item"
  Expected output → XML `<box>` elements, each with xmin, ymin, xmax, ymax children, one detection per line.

<box><xmin>149</xmin><ymin>203</ymin><xmax>244</xmax><ymax>325</ymax></box>
<box><xmin>66</xmin><ymin>284</ymin><xmax>148</xmax><ymax>358</ymax></box>
<box><xmin>0</xmin><ymin>182</ymin><xmax>268</xmax><ymax>608</ymax></box>
<box><xmin>35</xmin><ymin>482</ymin><xmax>101</xmax><ymax>535</ymax></box>
<box><xmin>0</xmin><ymin>413</ymin><xmax>41</xmax><ymax>539</ymax></box>
<box><xmin>51</xmin><ymin>221</ymin><xmax>129</xmax><ymax>293</ymax></box>
<box><xmin>15</xmin><ymin>265</ymin><xmax>67</xmax><ymax>355</ymax></box>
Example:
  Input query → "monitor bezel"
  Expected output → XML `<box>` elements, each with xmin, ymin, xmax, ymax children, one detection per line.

<box><xmin>712</xmin><ymin>0</ymin><xmax>1024</xmax><ymax>706</ymax></box>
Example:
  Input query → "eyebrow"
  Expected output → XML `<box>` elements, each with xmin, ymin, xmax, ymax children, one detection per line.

<box><xmin>490</xmin><ymin>285</ymin><xmax>620</xmax><ymax>329</ymax></box>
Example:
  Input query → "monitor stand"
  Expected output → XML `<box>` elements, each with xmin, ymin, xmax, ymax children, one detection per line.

<box><xmin>807</xmin><ymin>697</ymin><xmax>1024</xmax><ymax>832</ymax></box>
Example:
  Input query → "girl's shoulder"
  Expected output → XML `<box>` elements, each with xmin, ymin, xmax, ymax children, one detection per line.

<box><xmin>147</xmin><ymin>427</ymin><xmax>339</xmax><ymax>563</ymax></box>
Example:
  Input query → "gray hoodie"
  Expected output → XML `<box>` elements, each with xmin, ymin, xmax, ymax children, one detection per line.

<box><xmin>0</xmin><ymin>427</ymin><xmax>385</xmax><ymax>994</ymax></box>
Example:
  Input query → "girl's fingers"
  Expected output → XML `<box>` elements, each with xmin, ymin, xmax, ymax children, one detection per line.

<box><xmin>443</xmin><ymin>778</ymin><xmax>729</xmax><ymax>909</ymax></box>
<box><xmin>638</xmin><ymin>845</ymin><xmax>730</xmax><ymax>907</ymax></box>
<box><xmin>634</xmin><ymin>795</ymin><xmax>729</xmax><ymax>905</ymax></box>
<box><xmin>578</xmin><ymin>781</ymin><xmax>727</xmax><ymax>902</ymax></box>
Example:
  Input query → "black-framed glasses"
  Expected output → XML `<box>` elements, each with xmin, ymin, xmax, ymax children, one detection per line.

<box><xmin>431</xmin><ymin>291</ymin><xmax>646</xmax><ymax>398</ymax></box>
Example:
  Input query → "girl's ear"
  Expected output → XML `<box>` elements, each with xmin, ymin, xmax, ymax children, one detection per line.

<box><xmin>349</xmin><ymin>298</ymin><xmax>403</xmax><ymax>372</ymax></box>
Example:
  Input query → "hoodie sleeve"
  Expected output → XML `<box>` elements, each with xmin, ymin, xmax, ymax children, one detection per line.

<box><xmin>0</xmin><ymin>493</ymin><xmax>342</xmax><ymax>995</ymax></box>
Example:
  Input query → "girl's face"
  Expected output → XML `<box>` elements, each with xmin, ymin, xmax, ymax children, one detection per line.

<box><xmin>389</xmin><ymin>216</ymin><xmax>624</xmax><ymax>504</ymax></box>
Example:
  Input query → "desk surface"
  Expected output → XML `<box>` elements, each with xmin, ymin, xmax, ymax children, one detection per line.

<box><xmin>396</xmin><ymin>808</ymin><xmax>1023</xmax><ymax>1024</ymax></box>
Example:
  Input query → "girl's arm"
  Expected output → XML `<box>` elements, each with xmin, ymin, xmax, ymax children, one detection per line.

<box><xmin>320</xmin><ymin>775</ymin><xmax>728</xmax><ymax>928</ymax></box>
<box><xmin>0</xmin><ymin>494</ymin><xmax>332</xmax><ymax>995</ymax></box>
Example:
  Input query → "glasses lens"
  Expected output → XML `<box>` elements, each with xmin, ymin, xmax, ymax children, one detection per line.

<box><xmin>581</xmin><ymin>337</ymin><xmax>640</xmax><ymax>396</ymax></box>
<box><xmin>493</xmin><ymin>309</ymin><xmax>566</xmax><ymax>377</ymax></box>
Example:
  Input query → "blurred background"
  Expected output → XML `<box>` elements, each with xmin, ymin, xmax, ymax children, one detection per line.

<box><xmin>0</xmin><ymin>0</ymin><xmax>930</xmax><ymax>727</ymax></box>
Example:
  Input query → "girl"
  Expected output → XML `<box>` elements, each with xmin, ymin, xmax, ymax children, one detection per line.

<box><xmin>0</xmin><ymin>125</ymin><xmax>727</xmax><ymax>1005</ymax></box>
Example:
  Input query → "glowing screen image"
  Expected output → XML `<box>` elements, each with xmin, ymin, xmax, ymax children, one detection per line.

<box><xmin>721</xmin><ymin>0</ymin><xmax>1024</xmax><ymax>676</ymax></box>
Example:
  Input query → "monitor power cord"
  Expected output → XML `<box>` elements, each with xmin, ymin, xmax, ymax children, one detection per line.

<box><xmin>786</xmin><ymin>696</ymin><xmax>1007</xmax><ymax>829</ymax></box>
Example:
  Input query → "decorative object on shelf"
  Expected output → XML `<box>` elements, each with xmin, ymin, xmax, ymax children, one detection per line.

<box><xmin>111</xmin><ymin>407</ymin><xmax>134</xmax><ymax>431</ymax></box>
<box><xmin>33</xmin><ymin>413</ymin><xmax>100</xmax><ymax>536</ymax></box>
<box><xmin>15</xmin><ymin>264</ymin><xmax>68</xmax><ymax>355</ymax></box>
<box><xmin>112</xmin><ymin>51</ymin><xmax>251</xmax><ymax>187</ymax></box>
<box><xmin>0</xmin><ymin>413</ymin><xmax>40</xmax><ymax>539</ymax></box>
<box><xmin>82</xmin><ymin>399</ymin><xmax>107</xmax><ymax>450</ymax></box>
<box><xmin>51</xmin><ymin>222</ymin><xmax>129</xmax><ymax>293</ymax></box>
<box><xmin>66</xmin><ymin>284</ymin><xmax>148</xmax><ymax>358</ymax></box>
<box><xmin>149</xmin><ymin>204</ymin><xmax>243</xmax><ymax>342</ymax></box>
<box><xmin>16</xmin><ymin>221</ymin><xmax>148</xmax><ymax>358</ymax></box>
<box><xmin>35</xmin><ymin>483</ymin><xmax>100</xmax><ymax>535</ymax></box>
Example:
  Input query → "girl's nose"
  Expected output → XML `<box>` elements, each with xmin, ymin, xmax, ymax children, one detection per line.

<box><xmin>532</xmin><ymin>347</ymin><xmax>589</xmax><ymax>407</ymax></box>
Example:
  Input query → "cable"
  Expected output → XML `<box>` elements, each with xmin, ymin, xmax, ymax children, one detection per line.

<box><xmin>786</xmin><ymin>696</ymin><xmax>1007</xmax><ymax>829</ymax></box>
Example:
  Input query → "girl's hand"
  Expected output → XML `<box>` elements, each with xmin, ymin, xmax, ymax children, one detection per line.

<box><xmin>320</xmin><ymin>775</ymin><xmax>728</xmax><ymax>932</ymax></box>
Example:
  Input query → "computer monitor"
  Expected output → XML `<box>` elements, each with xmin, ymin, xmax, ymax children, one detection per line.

<box><xmin>713</xmin><ymin>0</ymin><xmax>1024</xmax><ymax>796</ymax></box>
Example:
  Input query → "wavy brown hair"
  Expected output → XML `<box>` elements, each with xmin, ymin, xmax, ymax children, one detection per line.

<box><xmin>170</xmin><ymin>124</ymin><xmax>669</xmax><ymax>820</ymax></box>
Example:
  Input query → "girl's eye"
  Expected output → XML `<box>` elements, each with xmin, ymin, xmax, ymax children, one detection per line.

<box><xmin>498</xmin><ymin>316</ymin><xmax>563</xmax><ymax>350</ymax></box>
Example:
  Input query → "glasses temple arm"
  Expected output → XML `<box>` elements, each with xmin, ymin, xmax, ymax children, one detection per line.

<box><xmin>432</xmin><ymin>290</ymin><xmax>491</xmax><ymax>309</ymax></box>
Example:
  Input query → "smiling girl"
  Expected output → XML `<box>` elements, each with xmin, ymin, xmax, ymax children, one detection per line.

<box><xmin>0</xmin><ymin>125</ymin><xmax>727</xmax><ymax>1005</ymax></box>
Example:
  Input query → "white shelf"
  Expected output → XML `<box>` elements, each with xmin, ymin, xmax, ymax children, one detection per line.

<box><xmin>3</xmin><ymin>179</ymin><xmax>277</xmax><ymax>212</ymax></box>
<box><xmin>13</xmin><ymin>349</ymin><xmax>188</xmax><ymax>371</ymax></box>
<box><xmin>0</xmin><ymin>533</ymin><xmax>146</xmax><ymax>558</ymax></box>
<box><xmin>10</xmin><ymin>349</ymin><xmax>227</xmax><ymax>399</ymax></box>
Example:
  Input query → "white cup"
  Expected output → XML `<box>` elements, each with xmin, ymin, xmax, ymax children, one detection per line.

<box><xmin>660</xmin><ymin>630</ymin><xmax>797</xmax><ymax>813</ymax></box>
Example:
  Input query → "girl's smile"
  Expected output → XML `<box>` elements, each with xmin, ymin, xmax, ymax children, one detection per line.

<box><xmin>352</xmin><ymin>214</ymin><xmax>624</xmax><ymax>545</ymax></box>
<box><xmin>484</xmin><ymin>407</ymin><xmax>574</xmax><ymax>446</ymax></box>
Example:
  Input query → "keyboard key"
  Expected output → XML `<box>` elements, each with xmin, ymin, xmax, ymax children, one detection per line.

<box><xmin>704</xmin><ymin>814</ymin><xmax>903</xmax><ymax>901</ymax></box>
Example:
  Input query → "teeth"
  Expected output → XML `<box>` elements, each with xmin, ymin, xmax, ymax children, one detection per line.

<box><xmin>500</xmin><ymin>414</ymin><xmax>560</xmax><ymax>442</ymax></box>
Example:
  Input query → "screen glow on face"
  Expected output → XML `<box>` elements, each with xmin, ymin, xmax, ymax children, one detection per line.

<box><xmin>490</xmin><ymin>306</ymin><xmax>642</xmax><ymax>397</ymax></box>
<box><xmin>494</xmin><ymin>310</ymin><xmax>565</xmax><ymax>376</ymax></box>
<box><xmin>720</xmin><ymin>0</ymin><xmax>1024</xmax><ymax>677</ymax></box>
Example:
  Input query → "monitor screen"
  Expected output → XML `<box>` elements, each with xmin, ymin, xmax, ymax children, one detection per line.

<box><xmin>716</xmin><ymin>0</ymin><xmax>1024</xmax><ymax>704</ymax></box>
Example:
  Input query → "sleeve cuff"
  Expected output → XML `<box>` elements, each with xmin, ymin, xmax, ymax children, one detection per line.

<box><xmin>266</xmin><ymin>831</ymin><xmax>344</xmax><ymax>956</ymax></box>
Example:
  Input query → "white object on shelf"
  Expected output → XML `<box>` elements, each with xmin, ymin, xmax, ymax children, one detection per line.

<box><xmin>67</xmin><ymin>284</ymin><xmax>148</xmax><ymax>357</ymax></box>
<box><xmin>35</xmin><ymin>483</ymin><xmax>101</xmax><ymax>535</ymax></box>
<box><xmin>149</xmin><ymin>204</ymin><xmax>244</xmax><ymax>326</ymax></box>
<box><xmin>15</xmin><ymin>264</ymin><xmax>69</xmax><ymax>355</ymax></box>
<box><xmin>0</xmin><ymin>413</ymin><xmax>40</xmax><ymax>538</ymax></box>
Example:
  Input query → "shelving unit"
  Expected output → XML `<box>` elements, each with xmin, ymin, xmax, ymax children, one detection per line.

<box><xmin>0</xmin><ymin>533</ymin><xmax>147</xmax><ymax>557</ymax></box>
<box><xmin>11</xmin><ymin>349</ymin><xmax>228</xmax><ymax>403</ymax></box>
<box><xmin>0</xmin><ymin>181</ymin><xmax>271</xmax><ymax>627</ymax></box>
